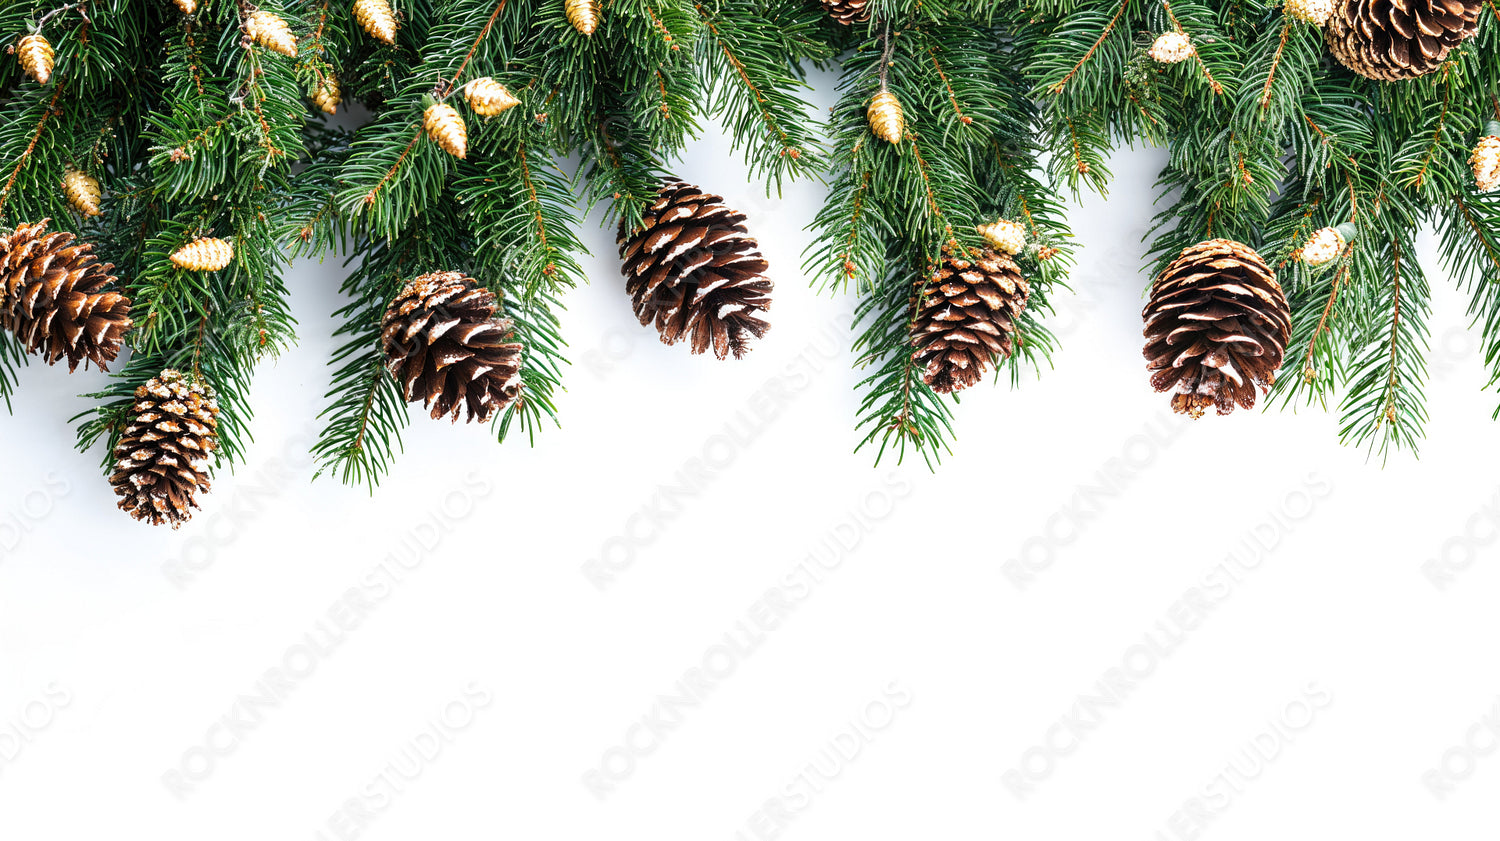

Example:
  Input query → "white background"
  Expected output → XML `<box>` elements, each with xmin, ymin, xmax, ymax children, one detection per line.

<box><xmin>3</xmin><ymin>85</ymin><xmax>1500</xmax><ymax>840</ymax></box>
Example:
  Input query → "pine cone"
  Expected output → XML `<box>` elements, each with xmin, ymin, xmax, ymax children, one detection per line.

<box><xmin>245</xmin><ymin>10</ymin><xmax>298</xmax><ymax>57</ymax></box>
<box><xmin>170</xmin><ymin>237</ymin><xmax>233</xmax><ymax>272</ymax></box>
<box><xmin>977</xmin><ymin>219</ymin><xmax>1026</xmax><ymax>256</ymax></box>
<box><xmin>109</xmin><ymin>369</ymin><xmax>219</xmax><ymax>529</ymax></box>
<box><xmin>174</xmin><ymin>0</ymin><xmax>197</xmax><ymax>14</ymax></box>
<box><xmin>1325</xmin><ymin>0</ymin><xmax>1480</xmax><ymax>80</ymax></box>
<box><xmin>354</xmin><ymin>0</ymin><xmax>398</xmax><ymax>44</ymax></box>
<box><xmin>381</xmin><ymin>271</ymin><xmax>523</xmax><ymax>423</ymax></box>
<box><xmin>1299</xmin><ymin>226</ymin><xmax>1346</xmax><ymax>265</ymax></box>
<box><xmin>617</xmin><ymin>180</ymin><xmax>772</xmax><ymax>360</ymax></box>
<box><xmin>62</xmin><ymin>167</ymin><xmax>102</xmax><ymax>217</ymax></box>
<box><xmin>818</xmin><ymin>0</ymin><xmax>870</xmax><ymax>24</ymax></box>
<box><xmin>913</xmin><ymin>244</ymin><xmax>1029</xmax><ymax>394</ymax></box>
<box><xmin>0</xmin><ymin>220</ymin><xmax>131</xmax><ymax>371</ymax></box>
<box><xmin>463</xmin><ymin>77</ymin><xmax>520</xmax><ymax>117</ymax></box>
<box><xmin>423</xmin><ymin>103</ymin><xmax>467</xmax><ymax>159</ymax></box>
<box><xmin>17</xmin><ymin>34</ymin><xmax>53</xmax><ymax>85</ymax></box>
<box><xmin>1471</xmin><ymin>134</ymin><xmax>1500</xmax><ymax>191</ymax></box>
<box><xmin>867</xmin><ymin>91</ymin><xmax>903</xmax><ymax>144</ymax></box>
<box><xmin>566</xmin><ymin>0</ymin><xmax>599</xmax><ymax>35</ymax></box>
<box><xmin>1143</xmin><ymin>239</ymin><xmax>1291</xmax><ymax>418</ymax></box>
<box><xmin>1149</xmin><ymin>31</ymin><xmax>1194</xmax><ymax>63</ymax></box>
<box><xmin>1285</xmin><ymin>0</ymin><xmax>1335</xmax><ymax>25</ymax></box>
<box><xmin>311</xmin><ymin>73</ymin><xmax>341</xmax><ymax>114</ymax></box>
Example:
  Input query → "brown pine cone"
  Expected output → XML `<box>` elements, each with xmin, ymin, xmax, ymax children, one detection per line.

<box><xmin>1325</xmin><ymin>0</ymin><xmax>1481</xmax><ymax>80</ymax></box>
<box><xmin>109</xmin><ymin>369</ymin><xmax>220</xmax><ymax>529</ymax></box>
<box><xmin>381</xmin><ymin>271</ymin><xmax>523</xmax><ymax>423</ymax></box>
<box><xmin>0</xmin><ymin>220</ymin><xmax>132</xmax><ymax>371</ymax></box>
<box><xmin>617</xmin><ymin>180</ymin><xmax>772</xmax><ymax>360</ymax></box>
<box><xmin>1143</xmin><ymin>239</ymin><xmax>1291</xmax><ymax>418</ymax></box>
<box><xmin>913</xmin><ymin>244</ymin><xmax>1029</xmax><ymax>394</ymax></box>
<box><xmin>818</xmin><ymin>0</ymin><xmax>870</xmax><ymax>24</ymax></box>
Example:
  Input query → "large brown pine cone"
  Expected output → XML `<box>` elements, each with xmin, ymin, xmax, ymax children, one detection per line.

<box><xmin>1325</xmin><ymin>0</ymin><xmax>1481</xmax><ymax>80</ymax></box>
<box><xmin>1143</xmin><ymin>239</ymin><xmax>1291</xmax><ymax>418</ymax></box>
<box><xmin>0</xmin><ymin>219</ymin><xmax>132</xmax><ymax>371</ymax></box>
<box><xmin>109</xmin><ymin>370</ymin><xmax>219</xmax><ymax>529</ymax></box>
<box><xmin>913</xmin><ymin>244</ymin><xmax>1029</xmax><ymax>394</ymax></box>
<box><xmin>818</xmin><ymin>0</ymin><xmax>870</xmax><ymax>24</ymax></box>
<box><xmin>381</xmin><ymin>271</ymin><xmax>523</xmax><ymax>423</ymax></box>
<box><xmin>617</xmin><ymin>180</ymin><xmax>772</xmax><ymax>360</ymax></box>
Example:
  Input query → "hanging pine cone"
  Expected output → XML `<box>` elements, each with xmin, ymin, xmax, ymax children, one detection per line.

<box><xmin>566</xmin><ymin>0</ymin><xmax>599</xmax><ymax>35</ymax></box>
<box><xmin>381</xmin><ymin>271</ymin><xmax>523</xmax><ymax>423</ymax></box>
<box><xmin>17</xmin><ymin>34</ymin><xmax>54</xmax><ymax>85</ymax></box>
<box><xmin>977</xmin><ymin>219</ymin><xmax>1026</xmax><ymax>256</ymax></box>
<box><xmin>245</xmin><ymin>10</ymin><xmax>298</xmax><ymax>57</ymax></box>
<box><xmin>817</xmin><ymin>0</ymin><xmax>870</xmax><ymax>24</ymax></box>
<box><xmin>62</xmin><ymin>167</ymin><xmax>102</xmax><ymax>217</ymax></box>
<box><xmin>1149</xmin><ymin>31</ymin><xmax>1194</xmax><ymax>63</ymax></box>
<box><xmin>463</xmin><ymin>77</ymin><xmax>520</xmax><ymax>117</ymax></box>
<box><xmin>1299</xmin><ymin>226</ymin><xmax>1347</xmax><ymax>265</ymax></box>
<box><xmin>1325</xmin><ymin>0</ymin><xmax>1480</xmax><ymax>80</ymax></box>
<box><xmin>170</xmin><ymin>237</ymin><xmax>234</xmax><ymax>272</ymax></box>
<box><xmin>617</xmin><ymin>180</ymin><xmax>772</xmax><ymax>360</ymax></box>
<box><xmin>311</xmin><ymin>73</ymin><xmax>341</xmax><ymax>114</ymax></box>
<box><xmin>1285</xmin><ymin>0</ymin><xmax>1334</xmax><ymax>25</ymax></box>
<box><xmin>0</xmin><ymin>220</ymin><xmax>132</xmax><ymax>371</ymax></box>
<box><xmin>423</xmin><ymin>103</ymin><xmax>467</xmax><ymax>159</ymax></box>
<box><xmin>354</xmin><ymin>0</ymin><xmax>398</xmax><ymax>44</ymax></box>
<box><xmin>1471</xmin><ymin>133</ymin><xmax>1500</xmax><ymax>191</ymax></box>
<box><xmin>109</xmin><ymin>369</ymin><xmax>219</xmax><ymax>529</ymax></box>
<box><xmin>912</xmin><ymin>244</ymin><xmax>1029</xmax><ymax>394</ymax></box>
<box><xmin>867</xmin><ymin>91</ymin><xmax>904</xmax><ymax>144</ymax></box>
<box><xmin>1143</xmin><ymin>239</ymin><xmax>1291</xmax><ymax>418</ymax></box>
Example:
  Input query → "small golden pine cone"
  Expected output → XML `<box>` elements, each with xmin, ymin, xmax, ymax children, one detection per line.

<box><xmin>423</xmin><ymin>103</ymin><xmax>467</xmax><ymax>159</ymax></box>
<box><xmin>354</xmin><ymin>0</ymin><xmax>398</xmax><ymax>44</ymax></box>
<box><xmin>174</xmin><ymin>0</ymin><xmax>197</xmax><ymax>13</ymax></box>
<box><xmin>62</xmin><ymin>167</ymin><xmax>102</xmax><ymax>217</ymax></box>
<box><xmin>1283</xmin><ymin>0</ymin><xmax>1333</xmax><ymax>25</ymax></box>
<box><xmin>311</xmin><ymin>73</ymin><xmax>341</xmax><ymax>114</ymax></box>
<box><xmin>246</xmin><ymin>10</ymin><xmax>298</xmax><ymax>57</ymax></box>
<box><xmin>1471</xmin><ymin>135</ymin><xmax>1500</xmax><ymax>192</ymax></box>
<box><xmin>867</xmin><ymin>91</ymin><xmax>903</xmax><ymax>144</ymax></box>
<box><xmin>170</xmin><ymin>237</ymin><xmax>234</xmax><ymax>272</ymax></box>
<box><xmin>566</xmin><ymin>0</ymin><xmax>600</xmax><ymax>35</ymax></box>
<box><xmin>977</xmin><ymin>219</ymin><xmax>1027</xmax><ymax>255</ymax></box>
<box><xmin>1148</xmin><ymin>31</ymin><xmax>1193</xmax><ymax>63</ymax></box>
<box><xmin>1299</xmin><ymin>226</ymin><xmax>1345</xmax><ymax>266</ymax></box>
<box><xmin>17</xmin><ymin>34</ymin><xmax>54</xmax><ymax>85</ymax></box>
<box><xmin>463</xmin><ymin>77</ymin><xmax>520</xmax><ymax>117</ymax></box>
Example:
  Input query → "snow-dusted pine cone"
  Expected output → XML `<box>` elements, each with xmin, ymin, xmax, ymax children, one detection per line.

<box><xmin>423</xmin><ymin>103</ymin><xmax>467</xmax><ymax>159</ymax></box>
<box><xmin>354</xmin><ymin>0</ymin><xmax>398</xmax><ymax>43</ymax></box>
<box><xmin>17</xmin><ymin>34</ymin><xmax>53</xmax><ymax>84</ymax></box>
<box><xmin>174</xmin><ymin>0</ymin><xmax>197</xmax><ymax>14</ymax></box>
<box><xmin>62</xmin><ymin>167</ymin><xmax>102</xmax><ymax>217</ymax></box>
<box><xmin>867</xmin><ymin>91</ymin><xmax>903</xmax><ymax>144</ymax></box>
<box><xmin>1143</xmin><ymin>239</ymin><xmax>1290</xmax><ymax>418</ymax></box>
<box><xmin>463</xmin><ymin>77</ymin><xmax>520</xmax><ymax>117</ymax></box>
<box><xmin>170</xmin><ymin>237</ymin><xmax>234</xmax><ymax>272</ymax></box>
<box><xmin>1299</xmin><ymin>227</ymin><xmax>1346</xmax><ymax>265</ymax></box>
<box><xmin>1149</xmin><ymin>31</ymin><xmax>1193</xmax><ymax>63</ymax></box>
<box><xmin>1471</xmin><ymin>134</ymin><xmax>1500</xmax><ymax>192</ymax></box>
<box><xmin>1285</xmin><ymin>0</ymin><xmax>1335</xmax><ymax>25</ymax></box>
<box><xmin>381</xmin><ymin>271</ymin><xmax>523</xmax><ymax>423</ymax></box>
<box><xmin>617</xmin><ymin>180</ymin><xmax>773</xmax><ymax>359</ymax></box>
<box><xmin>977</xmin><ymin>219</ymin><xmax>1027</xmax><ymax>256</ymax></box>
<box><xmin>109</xmin><ymin>369</ymin><xmax>219</xmax><ymax>529</ymax></box>
<box><xmin>1326</xmin><ymin>0</ymin><xmax>1480</xmax><ymax>80</ymax></box>
<box><xmin>0</xmin><ymin>220</ymin><xmax>132</xmax><ymax>371</ymax></box>
<box><xmin>818</xmin><ymin>0</ymin><xmax>871</xmax><ymax>24</ymax></box>
<box><xmin>245</xmin><ymin>10</ymin><xmax>298</xmax><ymax>57</ymax></box>
<box><xmin>913</xmin><ymin>244</ymin><xmax>1029</xmax><ymax>394</ymax></box>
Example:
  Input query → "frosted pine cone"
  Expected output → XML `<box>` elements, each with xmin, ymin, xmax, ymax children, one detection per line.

<box><xmin>423</xmin><ymin>103</ymin><xmax>467</xmax><ymax>159</ymax></box>
<box><xmin>246</xmin><ymin>10</ymin><xmax>297</xmax><ymax>57</ymax></box>
<box><xmin>1299</xmin><ymin>227</ymin><xmax>1346</xmax><ymax>265</ymax></box>
<box><xmin>1149</xmin><ymin>31</ymin><xmax>1194</xmax><ymax>63</ymax></box>
<box><xmin>17</xmin><ymin>34</ymin><xmax>54</xmax><ymax>84</ymax></box>
<box><xmin>1284</xmin><ymin>0</ymin><xmax>1335</xmax><ymax>25</ymax></box>
<box><xmin>311</xmin><ymin>73</ymin><xmax>341</xmax><ymax>114</ymax></box>
<box><xmin>170</xmin><ymin>237</ymin><xmax>234</xmax><ymax>272</ymax></box>
<box><xmin>867</xmin><ymin>91</ymin><xmax>903</xmax><ymax>144</ymax></box>
<box><xmin>109</xmin><ymin>370</ymin><xmax>219</xmax><ymax>528</ymax></box>
<box><xmin>617</xmin><ymin>180</ymin><xmax>773</xmax><ymax>359</ymax></box>
<box><xmin>1143</xmin><ymin>239</ymin><xmax>1290</xmax><ymax>418</ymax></box>
<box><xmin>463</xmin><ymin>77</ymin><xmax>520</xmax><ymax>117</ymax></box>
<box><xmin>977</xmin><ymin>219</ymin><xmax>1027</xmax><ymax>256</ymax></box>
<box><xmin>1471</xmin><ymin>134</ymin><xmax>1500</xmax><ymax>191</ymax></box>
<box><xmin>381</xmin><ymin>271</ymin><xmax>523</xmax><ymax>423</ymax></box>
<box><xmin>0</xmin><ymin>220</ymin><xmax>132</xmax><ymax>371</ymax></box>
<box><xmin>566</xmin><ymin>0</ymin><xmax>599</xmax><ymax>34</ymax></box>
<box><xmin>354</xmin><ymin>0</ymin><xmax>398</xmax><ymax>44</ymax></box>
<box><xmin>913</xmin><ymin>245</ymin><xmax>1029</xmax><ymax>394</ymax></box>
<box><xmin>62</xmin><ymin>167</ymin><xmax>102</xmax><ymax>217</ymax></box>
